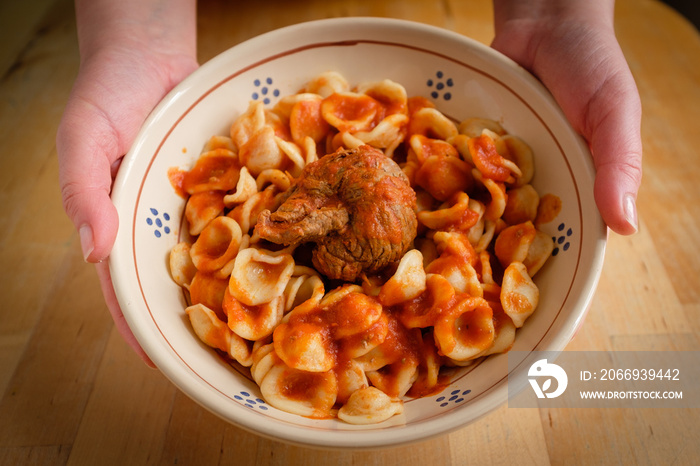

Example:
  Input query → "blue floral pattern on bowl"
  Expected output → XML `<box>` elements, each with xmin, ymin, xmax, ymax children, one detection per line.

<box><xmin>436</xmin><ymin>389</ymin><xmax>472</xmax><ymax>408</ymax></box>
<box><xmin>146</xmin><ymin>208</ymin><xmax>171</xmax><ymax>238</ymax></box>
<box><xmin>251</xmin><ymin>77</ymin><xmax>280</xmax><ymax>105</ymax></box>
<box><xmin>552</xmin><ymin>223</ymin><xmax>573</xmax><ymax>256</ymax></box>
<box><xmin>427</xmin><ymin>71</ymin><xmax>454</xmax><ymax>101</ymax></box>
<box><xmin>234</xmin><ymin>391</ymin><xmax>269</xmax><ymax>411</ymax></box>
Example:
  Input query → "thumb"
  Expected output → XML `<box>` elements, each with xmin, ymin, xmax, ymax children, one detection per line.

<box><xmin>547</xmin><ymin>34</ymin><xmax>644</xmax><ymax>235</ymax></box>
<box><xmin>495</xmin><ymin>20</ymin><xmax>643</xmax><ymax>235</ymax></box>
<box><xmin>586</xmin><ymin>77</ymin><xmax>643</xmax><ymax>236</ymax></box>
<box><xmin>57</xmin><ymin>99</ymin><xmax>120</xmax><ymax>262</ymax></box>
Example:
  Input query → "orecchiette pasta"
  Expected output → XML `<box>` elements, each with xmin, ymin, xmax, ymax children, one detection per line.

<box><xmin>228</xmin><ymin>247</ymin><xmax>295</xmax><ymax>306</ymax></box>
<box><xmin>377</xmin><ymin>249</ymin><xmax>426</xmax><ymax>307</ymax></box>
<box><xmin>458</xmin><ymin>117</ymin><xmax>506</xmax><ymax>139</ymax></box>
<box><xmin>301</xmin><ymin>70</ymin><xmax>349</xmax><ymax>98</ymax></box>
<box><xmin>186</xmin><ymin>303</ymin><xmax>253</xmax><ymax>367</ymax></box>
<box><xmin>189</xmin><ymin>216</ymin><xmax>242</xmax><ymax>275</ymax></box>
<box><xmin>222</xmin><ymin>287</ymin><xmax>284</xmax><ymax>341</ymax></box>
<box><xmin>223</xmin><ymin>166</ymin><xmax>257</xmax><ymax>207</ymax></box>
<box><xmin>501</xmin><ymin>261</ymin><xmax>540</xmax><ymax>327</ymax></box>
<box><xmin>433</xmin><ymin>296</ymin><xmax>495</xmax><ymax>360</ymax></box>
<box><xmin>188</xmin><ymin>271</ymin><xmax>228</xmax><ymax>317</ymax></box>
<box><xmin>337</xmin><ymin>386</ymin><xmax>404</xmax><ymax>425</ymax></box>
<box><xmin>168</xmin><ymin>72</ymin><xmax>558</xmax><ymax>425</ymax></box>
<box><xmin>321</xmin><ymin>92</ymin><xmax>383</xmax><ymax>133</ymax></box>
<box><xmin>185</xmin><ymin>191</ymin><xmax>225</xmax><ymax>236</ymax></box>
<box><xmin>169</xmin><ymin>242</ymin><xmax>196</xmax><ymax>289</ymax></box>
<box><xmin>259</xmin><ymin>361</ymin><xmax>338</xmax><ymax>418</ymax></box>
<box><xmin>502</xmin><ymin>184</ymin><xmax>540</xmax><ymax>225</ymax></box>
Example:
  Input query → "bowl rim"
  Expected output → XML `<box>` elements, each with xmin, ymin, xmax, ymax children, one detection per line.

<box><xmin>110</xmin><ymin>16</ymin><xmax>607</xmax><ymax>449</ymax></box>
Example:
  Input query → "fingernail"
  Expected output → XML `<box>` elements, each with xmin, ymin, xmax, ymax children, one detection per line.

<box><xmin>623</xmin><ymin>193</ymin><xmax>638</xmax><ymax>234</ymax></box>
<box><xmin>79</xmin><ymin>224</ymin><xmax>95</xmax><ymax>261</ymax></box>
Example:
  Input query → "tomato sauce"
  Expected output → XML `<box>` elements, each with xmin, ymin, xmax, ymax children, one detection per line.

<box><xmin>414</xmin><ymin>153</ymin><xmax>472</xmax><ymax>202</ymax></box>
<box><xmin>468</xmin><ymin>134</ymin><xmax>512</xmax><ymax>182</ymax></box>
<box><xmin>189</xmin><ymin>272</ymin><xmax>228</xmax><ymax>319</ymax></box>
<box><xmin>290</xmin><ymin>99</ymin><xmax>330</xmax><ymax>143</ymax></box>
<box><xmin>223</xmin><ymin>287</ymin><xmax>271</xmax><ymax>336</ymax></box>
<box><xmin>322</xmin><ymin>93</ymin><xmax>385</xmax><ymax>132</ymax></box>
<box><xmin>535</xmin><ymin>193</ymin><xmax>562</xmax><ymax>225</ymax></box>
<box><xmin>181</xmin><ymin>149</ymin><xmax>241</xmax><ymax>194</ymax></box>
<box><xmin>452</xmin><ymin>303</ymin><xmax>494</xmax><ymax>351</ymax></box>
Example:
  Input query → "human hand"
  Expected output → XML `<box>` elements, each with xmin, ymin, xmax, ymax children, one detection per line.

<box><xmin>491</xmin><ymin>0</ymin><xmax>643</xmax><ymax>235</ymax></box>
<box><xmin>57</xmin><ymin>0</ymin><xmax>197</xmax><ymax>365</ymax></box>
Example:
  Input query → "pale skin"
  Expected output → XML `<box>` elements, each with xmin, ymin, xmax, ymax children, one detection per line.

<box><xmin>57</xmin><ymin>0</ymin><xmax>643</xmax><ymax>366</ymax></box>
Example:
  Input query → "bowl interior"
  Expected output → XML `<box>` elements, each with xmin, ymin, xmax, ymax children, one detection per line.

<box><xmin>110</xmin><ymin>17</ymin><xmax>606</xmax><ymax>448</ymax></box>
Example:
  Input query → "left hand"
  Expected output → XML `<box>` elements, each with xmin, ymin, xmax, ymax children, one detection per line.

<box><xmin>491</xmin><ymin>0</ymin><xmax>643</xmax><ymax>235</ymax></box>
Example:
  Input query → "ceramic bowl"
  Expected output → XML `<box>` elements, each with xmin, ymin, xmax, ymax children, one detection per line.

<box><xmin>110</xmin><ymin>17</ymin><xmax>606</xmax><ymax>449</ymax></box>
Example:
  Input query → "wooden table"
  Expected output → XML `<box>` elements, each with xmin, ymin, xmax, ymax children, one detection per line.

<box><xmin>1</xmin><ymin>0</ymin><xmax>698</xmax><ymax>464</ymax></box>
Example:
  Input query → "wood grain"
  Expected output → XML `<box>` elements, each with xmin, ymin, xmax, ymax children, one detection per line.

<box><xmin>0</xmin><ymin>0</ymin><xmax>698</xmax><ymax>464</ymax></box>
